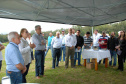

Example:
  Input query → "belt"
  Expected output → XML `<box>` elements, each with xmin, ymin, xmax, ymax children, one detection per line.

<box><xmin>54</xmin><ymin>48</ymin><xmax>60</xmax><ymax>49</ymax></box>
<box><xmin>35</xmin><ymin>50</ymin><xmax>45</xmax><ymax>51</ymax></box>
<box><xmin>7</xmin><ymin>71</ymin><xmax>12</xmax><ymax>74</ymax></box>
<box><xmin>62</xmin><ymin>44</ymin><xmax>65</xmax><ymax>46</ymax></box>
<box><xmin>66</xmin><ymin>46</ymin><xmax>70</xmax><ymax>48</ymax></box>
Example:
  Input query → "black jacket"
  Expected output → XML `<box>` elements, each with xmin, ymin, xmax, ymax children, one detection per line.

<box><xmin>107</xmin><ymin>37</ymin><xmax>118</xmax><ymax>50</ymax></box>
<box><xmin>118</xmin><ymin>39</ymin><xmax>126</xmax><ymax>52</ymax></box>
<box><xmin>75</xmin><ymin>35</ymin><xmax>84</xmax><ymax>48</ymax></box>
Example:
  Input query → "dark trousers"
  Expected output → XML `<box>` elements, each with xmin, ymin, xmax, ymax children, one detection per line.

<box><xmin>118</xmin><ymin>54</ymin><xmax>124</xmax><ymax>71</ymax></box>
<box><xmin>52</xmin><ymin>48</ymin><xmax>61</xmax><ymax>68</ymax></box>
<box><xmin>35</xmin><ymin>50</ymin><xmax>45</xmax><ymax>76</ymax></box>
<box><xmin>0</xmin><ymin>60</ymin><xmax>2</xmax><ymax>71</ymax></box>
<box><xmin>31</xmin><ymin>51</ymin><xmax>34</xmax><ymax>60</ymax></box>
<box><xmin>22</xmin><ymin>63</ymin><xmax>30</xmax><ymax>83</ymax></box>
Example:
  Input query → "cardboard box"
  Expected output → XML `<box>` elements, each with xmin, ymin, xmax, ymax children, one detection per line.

<box><xmin>91</xmin><ymin>59</ymin><xmax>95</xmax><ymax>64</ymax></box>
<box><xmin>86</xmin><ymin>62</ymin><xmax>95</xmax><ymax>69</ymax></box>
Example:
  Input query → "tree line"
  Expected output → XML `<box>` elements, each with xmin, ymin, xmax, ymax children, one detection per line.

<box><xmin>0</xmin><ymin>20</ymin><xmax>126</xmax><ymax>43</ymax></box>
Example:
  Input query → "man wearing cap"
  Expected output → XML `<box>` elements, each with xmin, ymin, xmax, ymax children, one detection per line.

<box><xmin>59</xmin><ymin>30</ymin><xmax>66</xmax><ymax>63</ymax></box>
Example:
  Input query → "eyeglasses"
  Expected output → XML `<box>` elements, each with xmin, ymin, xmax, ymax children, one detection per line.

<box><xmin>25</xmin><ymin>31</ymin><xmax>28</xmax><ymax>33</ymax></box>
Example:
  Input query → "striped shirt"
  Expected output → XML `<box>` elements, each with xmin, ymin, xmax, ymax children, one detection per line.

<box><xmin>83</xmin><ymin>36</ymin><xmax>93</xmax><ymax>46</ymax></box>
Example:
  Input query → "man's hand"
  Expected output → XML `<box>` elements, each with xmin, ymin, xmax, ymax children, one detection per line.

<box><xmin>44</xmin><ymin>49</ymin><xmax>46</xmax><ymax>51</ymax></box>
<box><xmin>77</xmin><ymin>46</ymin><xmax>81</xmax><ymax>50</ymax></box>
<box><xmin>41</xmin><ymin>40</ymin><xmax>45</xmax><ymax>45</ymax></box>
<box><xmin>0</xmin><ymin>44</ymin><xmax>5</xmax><ymax>51</ymax></box>
<box><xmin>84</xmin><ymin>44</ymin><xmax>87</xmax><ymax>46</ymax></box>
<box><xmin>70</xmin><ymin>46</ymin><xmax>74</xmax><ymax>49</ymax></box>
<box><xmin>115</xmin><ymin>45</ymin><xmax>120</xmax><ymax>49</ymax></box>
<box><xmin>30</xmin><ymin>43</ymin><xmax>36</xmax><ymax>49</ymax></box>
<box><xmin>21</xmin><ymin>66</ymin><xmax>27</xmax><ymax>74</ymax></box>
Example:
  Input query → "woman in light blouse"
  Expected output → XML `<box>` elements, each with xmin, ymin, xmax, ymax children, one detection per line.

<box><xmin>19</xmin><ymin>28</ymin><xmax>35</xmax><ymax>83</ymax></box>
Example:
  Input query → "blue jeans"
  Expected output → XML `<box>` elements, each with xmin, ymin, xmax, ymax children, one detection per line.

<box><xmin>6</xmin><ymin>70</ymin><xmax>22</xmax><ymax>84</ymax></box>
<box><xmin>59</xmin><ymin>45</ymin><xmax>66</xmax><ymax>61</ymax></box>
<box><xmin>22</xmin><ymin>63</ymin><xmax>30</xmax><ymax>83</ymax></box>
<box><xmin>74</xmin><ymin>48</ymin><xmax>82</xmax><ymax>65</ymax></box>
<box><xmin>45</xmin><ymin>46</ymin><xmax>53</xmax><ymax>57</ymax></box>
<box><xmin>109</xmin><ymin>50</ymin><xmax>117</xmax><ymax>66</ymax></box>
<box><xmin>0</xmin><ymin>60</ymin><xmax>2</xmax><ymax>71</ymax></box>
<box><xmin>52</xmin><ymin>48</ymin><xmax>61</xmax><ymax>68</ymax></box>
<box><xmin>35</xmin><ymin>50</ymin><xmax>45</xmax><ymax>76</ymax></box>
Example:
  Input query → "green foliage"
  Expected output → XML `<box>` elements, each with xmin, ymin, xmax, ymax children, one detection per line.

<box><xmin>30</xmin><ymin>21</ymin><xmax>126</xmax><ymax>38</ymax></box>
<box><xmin>0</xmin><ymin>34</ymin><xmax>8</xmax><ymax>43</ymax></box>
<box><xmin>1</xmin><ymin>21</ymin><xmax>126</xmax><ymax>43</ymax></box>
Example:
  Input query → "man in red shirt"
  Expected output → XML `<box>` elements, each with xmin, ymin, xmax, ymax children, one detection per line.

<box><xmin>98</xmin><ymin>31</ymin><xmax>109</xmax><ymax>64</ymax></box>
<box><xmin>98</xmin><ymin>31</ymin><xmax>109</xmax><ymax>49</ymax></box>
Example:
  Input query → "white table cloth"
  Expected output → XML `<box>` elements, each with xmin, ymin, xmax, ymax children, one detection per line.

<box><xmin>82</xmin><ymin>49</ymin><xmax>111</xmax><ymax>62</ymax></box>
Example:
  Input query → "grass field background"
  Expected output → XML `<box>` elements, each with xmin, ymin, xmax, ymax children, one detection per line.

<box><xmin>0</xmin><ymin>43</ymin><xmax>126</xmax><ymax>84</ymax></box>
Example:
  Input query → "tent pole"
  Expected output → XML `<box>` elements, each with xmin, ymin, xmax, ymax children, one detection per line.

<box><xmin>92</xmin><ymin>26</ymin><xmax>93</xmax><ymax>36</ymax></box>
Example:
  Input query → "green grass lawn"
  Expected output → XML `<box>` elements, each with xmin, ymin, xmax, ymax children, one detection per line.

<box><xmin>0</xmin><ymin>47</ymin><xmax>126</xmax><ymax>84</ymax></box>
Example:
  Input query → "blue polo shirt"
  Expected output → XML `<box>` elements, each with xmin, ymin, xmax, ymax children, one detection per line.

<box><xmin>5</xmin><ymin>42</ymin><xmax>24</xmax><ymax>72</ymax></box>
<box><xmin>48</xmin><ymin>36</ymin><xmax>54</xmax><ymax>46</ymax></box>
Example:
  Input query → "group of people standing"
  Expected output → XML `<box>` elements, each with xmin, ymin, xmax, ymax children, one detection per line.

<box><xmin>1</xmin><ymin>24</ymin><xmax>126</xmax><ymax>84</ymax></box>
<box><xmin>93</xmin><ymin>30</ymin><xmax>126</xmax><ymax>71</ymax></box>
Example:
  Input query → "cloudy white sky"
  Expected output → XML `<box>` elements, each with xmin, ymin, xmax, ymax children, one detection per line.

<box><xmin>0</xmin><ymin>18</ymin><xmax>73</xmax><ymax>34</ymax></box>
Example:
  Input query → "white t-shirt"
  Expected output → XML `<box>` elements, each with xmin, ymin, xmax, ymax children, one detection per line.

<box><xmin>93</xmin><ymin>33</ymin><xmax>101</xmax><ymax>46</ymax></box>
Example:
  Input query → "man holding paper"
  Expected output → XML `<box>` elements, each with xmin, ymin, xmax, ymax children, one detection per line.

<box><xmin>74</xmin><ymin>30</ymin><xmax>84</xmax><ymax>66</ymax></box>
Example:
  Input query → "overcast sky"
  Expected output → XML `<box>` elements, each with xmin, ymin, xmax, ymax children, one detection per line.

<box><xmin>0</xmin><ymin>18</ymin><xmax>73</xmax><ymax>34</ymax></box>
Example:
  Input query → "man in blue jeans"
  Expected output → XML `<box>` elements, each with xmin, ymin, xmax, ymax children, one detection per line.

<box><xmin>51</xmin><ymin>32</ymin><xmax>62</xmax><ymax>69</ymax></box>
<box><xmin>45</xmin><ymin>32</ymin><xmax>54</xmax><ymax>58</ymax></box>
<box><xmin>5</xmin><ymin>32</ymin><xmax>26</xmax><ymax>84</ymax></box>
<box><xmin>107</xmin><ymin>32</ymin><xmax>118</xmax><ymax>67</ymax></box>
<box><xmin>59</xmin><ymin>30</ymin><xmax>66</xmax><ymax>62</ymax></box>
<box><xmin>74</xmin><ymin>30</ymin><xmax>84</xmax><ymax>66</ymax></box>
<box><xmin>32</xmin><ymin>25</ymin><xmax>46</xmax><ymax>79</ymax></box>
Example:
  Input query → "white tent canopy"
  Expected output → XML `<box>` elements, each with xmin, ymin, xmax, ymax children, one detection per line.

<box><xmin>0</xmin><ymin>0</ymin><xmax>126</xmax><ymax>26</ymax></box>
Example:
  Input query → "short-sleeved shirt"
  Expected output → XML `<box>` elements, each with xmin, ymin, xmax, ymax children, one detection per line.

<box><xmin>5</xmin><ymin>42</ymin><xmax>24</xmax><ymax>72</ymax></box>
<box><xmin>48</xmin><ymin>36</ymin><xmax>54</xmax><ymax>46</ymax></box>
<box><xmin>99</xmin><ymin>35</ymin><xmax>109</xmax><ymax>48</ymax></box>
<box><xmin>93</xmin><ymin>33</ymin><xmax>101</xmax><ymax>46</ymax></box>
<box><xmin>83</xmin><ymin>36</ymin><xmax>93</xmax><ymax>47</ymax></box>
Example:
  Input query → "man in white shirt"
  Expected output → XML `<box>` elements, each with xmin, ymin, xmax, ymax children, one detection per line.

<box><xmin>65</xmin><ymin>28</ymin><xmax>77</xmax><ymax>68</ymax></box>
<box><xmin>93</xmin><ymin>30</ymin><xmax>101</xmax><ymax>48</ymax></box>
<box><xmin>59</xmin><ymin>30</ymin><xmax>66</xmax><ymax>62</ymax></box>
<box><xmin>51</xmin><ymin>32</ymin><xmax>62</xmax><ymax>69</ymax></box>
<box><xmin>0</xmin><ymin>42</ymin><xmax>4</xmax><ymax>71</ymax></box>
